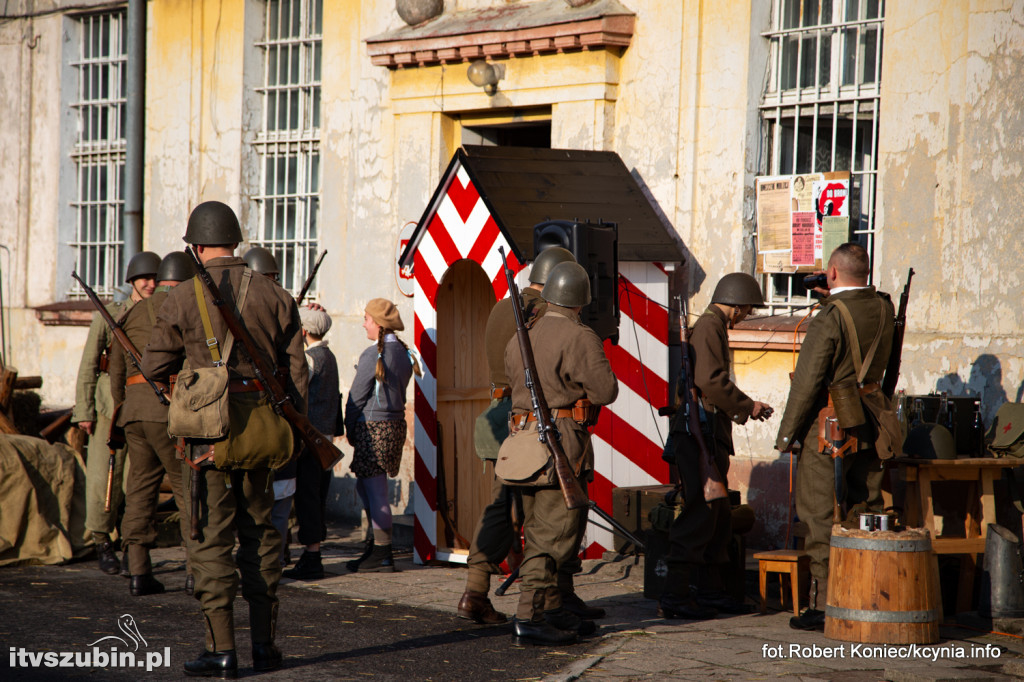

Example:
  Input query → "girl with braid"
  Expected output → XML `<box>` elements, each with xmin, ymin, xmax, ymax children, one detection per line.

<box><xmin>345</xmin><ymin>298</ymin><xmax>420</xmax><ymax>572</ymax></box>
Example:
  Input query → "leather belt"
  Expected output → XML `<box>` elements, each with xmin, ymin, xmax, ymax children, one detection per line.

<box><xmin>509</xmin><ymin>399</ymin><xmax>599</xmax><ymax>431</ymax></box>
<box><xmin>491</xmin><ymin>386</ymin><xmax>511</xmax><ymax>400</ymax></box>
<box><xmin>229</xmin><ymin>378</ymin><xmax>264</xmax><ymax>393</ymax></box>
<box><xmin>125</xmin><ymin>373</ymin><xmax>176</xmax><ymax>395</ymax></box>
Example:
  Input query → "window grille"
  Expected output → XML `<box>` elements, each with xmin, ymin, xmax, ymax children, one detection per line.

<box><xmin>758</xmin><ymin>0</ymin><xmax>884</xmax><ymax>315</ymax></box>
<box><xmin>68</xmin><ymin>11</ymin><xmax>127</xmax><ymax>298</ymax></box>
<box><xmin>253</xmin><ymin>0</ymin><xmax>323</xmax><ymax>295</ymax></box>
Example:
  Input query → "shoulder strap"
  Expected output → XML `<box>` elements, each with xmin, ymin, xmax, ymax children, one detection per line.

<box><xmin>831</xmin><ymin>298</ymin><xmax>886</xmax><ymax>385</ymax></box>
<box><xmin>192</xmin><ymin>268</ymin><xmax>253</xmax><ymax>367</ymax></box>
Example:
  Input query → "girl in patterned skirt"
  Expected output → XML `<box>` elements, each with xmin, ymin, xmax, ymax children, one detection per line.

<box><xmin>345</xmin><ymin>298</ymin><xmax>420</xmax><ymax>572</ymax></box>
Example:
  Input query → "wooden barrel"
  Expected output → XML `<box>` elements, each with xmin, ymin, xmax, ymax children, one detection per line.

<box><xmin>825</xmin><ymin>526</ymin><xmax>941</xmax><ymax>644</ymax></box>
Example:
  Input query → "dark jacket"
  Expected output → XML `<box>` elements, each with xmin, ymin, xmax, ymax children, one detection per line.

<box><xmin>346</xmin><ymin>336</ymin><xmax>413</xmax><ymax>427</ymax></box>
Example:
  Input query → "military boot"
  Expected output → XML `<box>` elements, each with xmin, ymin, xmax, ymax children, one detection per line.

<box><xmin>457</xmin><ymin>590</ymin><xmax>507</xmax><ymax>624</ymax></box>
<box><xmin>544</xmin><ymin>607</ymin><xmax>597</xmax><ymax>636</ymax></box>
<box><xmin>560</xmin><ymin>590</ymin><xmax>606</xmax><ymax>620</ymax></box>
<box><xmin>512</xmin><ymin>617</ymin><xmax>578</xmax><ymax>645</ymax></box>
<box><xmin>93</xmin><ymin>533</ymin><xmax>120</xmax><ymax>575</ymax></box>
<box><xmin>789</xmin><ymin>577</ymin><xmax>827</xmax><ymax>631</ymax></box>
<box><xmin>347</xmin><ymin>544</ymin><xmax>394</xmax><ymax>573</ymax></box>
<box><xmin>130</xmin><ymin>573</ymin><xmax>166</xmax><ymax>597</ymax></box>
<box><xmin>658</xmin><ymin>563</ymin><xmax>717</xmax><ymax>620</ymax></box>
<box><xmin>183</xmin><ymin>650</ymin><xmax>237</xmax><ymax>679</ymax></box>
<box><xmin>283</xmin><ymin>550</ymin><xmax>324</xmax><ymax>581</ymax></box>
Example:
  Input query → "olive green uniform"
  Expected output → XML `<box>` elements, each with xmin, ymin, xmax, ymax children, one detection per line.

<box><xmin>142</xmin><ymin>258</ymin><xmax>308</xmax><ymax>652</ymax></box>
<box><xmin>664</xmin><ymin>306</ymin><xmax>754</xmax><ymax>593</ymax></box>
<box><xmin>73</xmin><ymin>300</ymin><xmax>133</xmax><ymax>537</ymax></box>
<box><xmin>465</xmin><ymin>287</ymin><xmax>546</xmax><ymax>593</ymax></box>
<box><xmin>775</xmin><ymin>287</ymin><xmax>894</xmax><ymax>590</ymax></box>
<box><xmin>504</xmin><ymin>305</ymin><xmax>618</xmax><ymax>619</ymax></box>
<box><xmin>109</xmin><ymin>287</ymin><xmax>189</xmax><ymax>577</ymax></box>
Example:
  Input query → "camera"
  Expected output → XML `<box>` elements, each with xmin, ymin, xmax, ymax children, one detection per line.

<box><xmin>803</xmin><ymin>273</ymin><xmax>827</xmax><ymax>290</ymax></box>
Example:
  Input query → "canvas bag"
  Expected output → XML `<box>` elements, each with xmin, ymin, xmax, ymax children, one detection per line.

<box><xmin>494</xmin><ymin>420</ymin><xmax>557</xmax><ymax>486</ymax></box>
<box><xmin>474</xmin><ymin>398</ymin><xmax>512</xmax><ymax>461</ymax></box>
<box><xmin>166</xmin><ymin>275</ymin><xmax>242</xmax><ymax>440</ymax></box>
<box><xmin>989</xmin><ymin>402</ymin><xmax>1024</xmax><ymax>458</ymax></box>
<box><xmin>832</xmin><ymin>299</ymin><xmax>903</xmax><ymax>460</ymax></box>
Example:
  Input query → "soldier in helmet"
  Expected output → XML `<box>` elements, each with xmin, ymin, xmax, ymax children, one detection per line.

<box><xmin>459</xmin><ymin>246</ymin><xmax>606</xmax><ymax>625</ymax></box>
<box><xmin>503</xmin><ymin>260</ymin><xmax>618</xmax><ymax>645</ymax></box>
<box><xmin>776</xmin><ymin>243</ymin><xmax>894</xmax><ymax>631</ymax></box>
<box><xmin>72</xmin><ymin>250</ymin><xmax>160</xmax><ymax>577</ymax></box>
<box><xmin>658</xmin><ymin>272</ymin><xmax>773</xmax><ymax>620</ymax></box>
<box><xmin>109</xmin><ymin>251</ymin><xmax>196</xmax><ymax>597</ymax></box>
<box><xmin>244</xmin><ymin>246</ymin><xmax>281</xmax><ymax>282</ymax></box>
<box><xmin>142</xmin><ymin>201</ymin><xmax>308</xmax><ymax>677</ymax></box>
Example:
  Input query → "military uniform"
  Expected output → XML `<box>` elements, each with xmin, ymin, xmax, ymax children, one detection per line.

<box><xmin>504</xmin><ymin>305</ymin><xmax>618</xmax><ymax>624</ymax></box>
<box><xmin>463</xmin><ymin>287</ymin><xmax>546</xmax><ymax>597</ymax></box>
<box><xmin>73</xmin><ymin>300</ymin><xmax>132</xmax><ymax>542</ymax></box>
<box><xmin>142</xmin><ymin>257</ymin><xmax>308</xmax><ymax>656</ymax></box>
<box><xmin>775</xmin><ymin>286</ymin><xmax>894</xmax><ymax>609</ymax></box>
<box><xmin>664</xmin><ymin>305</ymin><xmax>754</xmax><ymax>597</ymax></box>
<box><xmin>109</xmin><ymin>286</ymin><xmax>189</xmax><ymax>585</ymax></box>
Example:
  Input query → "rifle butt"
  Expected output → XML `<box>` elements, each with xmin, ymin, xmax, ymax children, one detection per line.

<box><xmin>553</xmin><ymin>455</ymin><xmax>588</xmax><ymax>510</ymax></box>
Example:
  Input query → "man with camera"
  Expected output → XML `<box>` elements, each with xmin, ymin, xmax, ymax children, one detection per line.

<box><xmin>776</xmin><ymin>243</ymin><xmax>895</xmax><ymax>631</ymax></box>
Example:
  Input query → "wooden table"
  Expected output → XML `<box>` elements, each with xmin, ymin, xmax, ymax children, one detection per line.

<box><xmin>894</xmin><ymin>457</ymin><xmax>1012</xmax><ymax>612</ymax></box>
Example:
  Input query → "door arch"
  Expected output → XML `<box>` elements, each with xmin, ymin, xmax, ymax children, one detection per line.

<box><xmin>435</xmin><ymin>259</ymin><xmax>496</xmax><ymax>556</ymax></box>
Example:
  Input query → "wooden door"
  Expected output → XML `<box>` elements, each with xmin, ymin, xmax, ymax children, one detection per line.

<box><xmin>435</xmin><ymin>259</ymin><xmax>496</xmax><ymax>556</ymax></box>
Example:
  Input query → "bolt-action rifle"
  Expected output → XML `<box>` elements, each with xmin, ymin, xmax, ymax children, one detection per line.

<box><xmin>498</xmin><ymin>246</ymin><xmax>588</xmax><ymax>510</ymax></box>
<box><xmin>187</xmin><ymin>248</ymin><xmax>343</xmax><ymax>471</ymax></box>
<box><xmin>295</xmin><ymin>250</ymin><xmax>327</xmax><ymax>306</ymax></box>
<box><xmin>72</xmin><ymin>271</ymin><xmax>170</xmax><ymax>406</ymax></box>
<box><xmin>881</xmin><ymin>268</ymin><xmax>914</xmax><ymax>399</ymax></box>
<box><xmin>677</xmin><ymin>296</ymin><xmax>728</xmax><ymax>503</ymax></box>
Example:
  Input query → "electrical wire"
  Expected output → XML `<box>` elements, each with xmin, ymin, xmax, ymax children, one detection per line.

<box><xmin>620</xmin><ymin>276</ymin><xmax>664</xmax><ymax>447</ymax></box>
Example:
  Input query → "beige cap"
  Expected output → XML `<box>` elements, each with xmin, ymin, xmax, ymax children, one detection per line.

<box><xmin>299</xmin><ymin>306</ymin><xmax>332</xmax><ymax>336</ymax></box>
<box><xmin>365</xmin><ymin>298</ymin><xmax>404</xmax><ymax>331</ymax></box>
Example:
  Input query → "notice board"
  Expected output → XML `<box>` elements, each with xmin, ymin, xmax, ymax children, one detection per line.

<box><xmin>755</xmin><ymin>171</ymin><xmax>851</xmax><ymax>273</ymax></box>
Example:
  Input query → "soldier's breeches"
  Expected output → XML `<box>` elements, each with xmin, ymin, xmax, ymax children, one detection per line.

<box><xmin>666</xmin><ymin>435</ymin><xmax>731</xmax><ymax>584</ymax></box>
<box><xmin>795</xmin><ymin>446</ymin><xmax>884</xmax><ymax>583</ymax></box>
<box><xmin>515</xmin><ymin>480</ymin><xmax>586</xmax><ymax>619</ymax></box>
<box><xmin>122</xmin><ymin>421</ymin><xmax>188</xmax><ymax>575</ymax></box>
<box><xmin>85</xmin><ymin>412</ymin><xmax>127</xmax><ymax>535</ymax></box>
<box><xmin>186</xmin><ymin>467</ymin><xmax>282</xmax><ymax>650</ymax></box>
<box><xmin>466</xmin><ymin>466</ymin><xmax>515</xmax><ymax>593</ymax></box>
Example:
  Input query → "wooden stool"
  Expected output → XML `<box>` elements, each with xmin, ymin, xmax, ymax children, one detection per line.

<box><xmin>753</xmin><ymin>549</ymin><xmax>809</xmax><ymax>616</ymax></box>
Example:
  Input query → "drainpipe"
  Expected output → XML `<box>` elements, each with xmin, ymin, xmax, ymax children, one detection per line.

<box><xmin>119</xmin><ymin>0</ymin><xmax>145</xmax><ymax>300</ymax></box>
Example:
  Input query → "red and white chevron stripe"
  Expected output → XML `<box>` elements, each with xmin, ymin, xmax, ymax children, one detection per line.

<box><xmin>411</xmin><ymin>164</ymin><xmax>523</xmax><ymax>564</ymax></box>
<box><xmin>409</xmin><ymin>161</ymin><xmax>670</xmax><ymax>564</ymax></box>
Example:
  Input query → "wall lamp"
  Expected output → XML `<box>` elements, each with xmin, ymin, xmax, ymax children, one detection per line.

<box><xmin>467</xmin><ymin>60</ymin><xmax>504</xmax><ymax>96</ymax></box>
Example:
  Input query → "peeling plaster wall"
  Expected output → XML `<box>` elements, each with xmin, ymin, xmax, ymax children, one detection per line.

<box><xmin>876</xmin><ymin>0</ymin><xmax>1024</xmax><ymax>424</ymax></box>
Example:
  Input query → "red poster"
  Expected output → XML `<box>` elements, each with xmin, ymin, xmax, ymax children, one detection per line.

<box><xmin>791</xmin><ymin>212</ymin><xmax>815</xmax><ymax>266</ymax></box>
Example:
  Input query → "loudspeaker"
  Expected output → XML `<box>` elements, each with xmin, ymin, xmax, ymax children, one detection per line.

<box><xmin>533</xmin><ymin>220</ymin><xmax>619</xmax><ymax>342</ymax></box>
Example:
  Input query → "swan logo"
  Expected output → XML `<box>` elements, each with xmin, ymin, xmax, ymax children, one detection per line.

<box><xmin>9</xmin><ymin>613</ymin><xmax>170</xmax><ymax>671</ymax></box>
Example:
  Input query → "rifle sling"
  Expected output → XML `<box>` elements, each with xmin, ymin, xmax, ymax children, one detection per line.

<box><xmin>192</xmin><ymin>268</ymin><xmax>252</xmax><ymax>367</ymax></box>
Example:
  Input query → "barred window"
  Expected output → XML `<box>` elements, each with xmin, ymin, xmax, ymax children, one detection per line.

<box><xmin>253</xmin><ymin>0</ymin><xmax>323</xmax><ymax>295</ymax></box>
<box><xmin>68</xmin><ymin>11</ymin><xmax>127</xmax><ymax>297</ymax></box>
<box><xmin>758</xmin><ymin>0</ymin><xmax>884</xmax><ymax>314</ymax></box>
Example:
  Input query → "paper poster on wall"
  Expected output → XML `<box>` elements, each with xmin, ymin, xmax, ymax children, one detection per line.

<box><xmin>821</xmin><ymin>216</ymin><xmax>850</xmax><ymax>261</ymax></box>
<box><xmin>756</xmin><ymin>177</ymin><xmax>792</xmax><ymax>253</ymax></box>
<box><xmin>813</xmin><ymin>178</ymin><xmax>850</xmax><ymax>262</ymax></box>
<box><xmin>791</xmin><ymin>212</ymin><xmax>816</xmax><ymax>266</ymax></box>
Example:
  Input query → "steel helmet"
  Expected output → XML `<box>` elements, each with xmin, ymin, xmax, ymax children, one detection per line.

<box><xmin>529</xmin><ymin>246</ymin><xmax>575</xmax><ymax>285</ymax></box>
<box><xmin>711</xmin><ymin>273</ymin><xmax>764</xmax><ymax>307</ymax></box>
<box><xmin>542</xmin><ymin>261</ymin><xmax>591</xmax><ymax>307</ymax></box>
<box><xmin>124</xmin><ymin>251</ymin><xmax>161</xmax><ymax>282</ymax></box>
<box><xmin>183</xmin><ymin>201</ymin><xmax>243</xmax><ymax>246</ymax></box>
<box><xmin>156</xmin><ymin>251</ymin><xmax>196</xmax><ymax>282</ymax></box>
<box><xmin>244</xmin><ymin>246</ymin><xmax>281</xmax><ymax>277</ymax></box>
